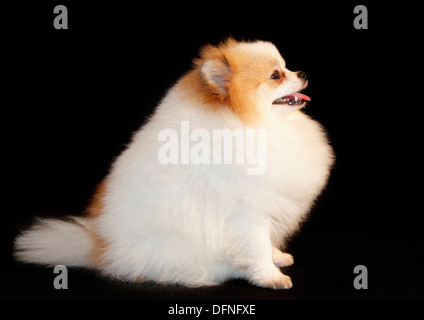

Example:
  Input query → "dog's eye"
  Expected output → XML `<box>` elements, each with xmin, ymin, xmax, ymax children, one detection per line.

<box><xmin>271</xmin><ymin>70</ymin><xmax>280</xmax><ymax>80</ymax></box>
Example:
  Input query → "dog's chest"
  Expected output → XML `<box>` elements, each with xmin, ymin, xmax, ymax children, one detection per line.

<box><xmin>265</xmin><ymin>115</ymin><xmax>333</xmax><ymax>200</ymax></box>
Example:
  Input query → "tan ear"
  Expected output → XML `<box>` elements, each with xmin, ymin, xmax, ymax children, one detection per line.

<box><xmin>200</xmin><ymin>56</ymin><xmax>232</xmax><ymax>99</ymax></box>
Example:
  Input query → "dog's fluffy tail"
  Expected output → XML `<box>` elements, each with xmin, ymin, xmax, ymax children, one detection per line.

<box><xmin>14</xmin><ymin>216</ymin><xmax>93</xmax><ymax>267</ymax></box>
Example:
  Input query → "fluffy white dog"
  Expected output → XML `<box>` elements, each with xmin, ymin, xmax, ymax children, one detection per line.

<box><xmin>15</xmin><ymin>38</ymin><xmax>334</xmax><ymax>289</ymax></box>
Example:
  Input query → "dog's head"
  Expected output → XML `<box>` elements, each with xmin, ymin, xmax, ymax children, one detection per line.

<box><xmin>193</xmin><ymin>38</ymin><xmax>309</xmax><ymax>122</ymax></box>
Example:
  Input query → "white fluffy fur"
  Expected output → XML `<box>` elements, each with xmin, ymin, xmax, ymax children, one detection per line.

<box><xmin>14</xmin><ymin>40</ymin><xmax>334</xmax><ymax>289</ymax></box>
<box><xmin>14</xmin><ymin>217</ymin><xmax>92</xmax><ymax>267</ymax></box>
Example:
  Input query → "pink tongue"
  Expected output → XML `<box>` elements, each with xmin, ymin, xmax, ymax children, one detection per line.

<box><xmin>292</xmin><ymin>92</ymin><xmax>311</xmax><ymax>101</ymax></box>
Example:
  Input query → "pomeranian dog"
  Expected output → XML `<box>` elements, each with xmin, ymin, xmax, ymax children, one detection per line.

<box><xmin>14</xmin><ymin>38</ymin><xmax>334</xmax><ymax>289</ymax></box>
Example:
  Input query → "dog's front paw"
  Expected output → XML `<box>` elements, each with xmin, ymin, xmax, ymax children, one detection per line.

<box><xmin>258</xmin><ymin>273</ymin><xmax>293</xmax><ymax>290</ymax></box>
<box><xmin>252</xmin><ymin>266</ymin><xmax>293</xmax><ymax>290</ymax></box>
<box><xmin>272</xmin><ymin>249</ymin><xmax>294</xmax><ymax>267</ymax></box>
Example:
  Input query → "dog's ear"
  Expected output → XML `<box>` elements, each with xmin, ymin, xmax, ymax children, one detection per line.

<box><xmin>200</xmin><ymin>57</ymin><xmax>232</xmax><ymax>97</ymax></box>
<box><xmin>198</xmin><ymin>45</ymin><xmax>232</xmax><ymax>101</ymax></box>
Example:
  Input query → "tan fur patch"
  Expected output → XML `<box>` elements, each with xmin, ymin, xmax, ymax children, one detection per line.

<box><xmin>178</xmin><ymin>38</ymin><xmax>284</xmax><ymax>124</ymax></box>
<box><xmin>87</xmin><ymin>227</ymin><xmax>108</xmax><ymax>268</ymax></box>
<box><xmin>85</xmin><ymin>180</ymin><xmax>109</xmax><ymax>266</ymax></box>
<box><xmin>86</xmin><ymin>180</ymin><xmax>107</xmax><ymax>218</ymax></box>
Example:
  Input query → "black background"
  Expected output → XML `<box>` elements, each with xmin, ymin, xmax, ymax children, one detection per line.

<box><xmin>1</xmin><ymin>0</ymin><xmax>422</xmax><ymax>309</ymax></box>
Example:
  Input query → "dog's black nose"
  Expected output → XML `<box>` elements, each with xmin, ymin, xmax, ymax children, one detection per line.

<box><xmin>297</xmin><ymin>71</ymin><xmax>307</xmax><ymax>79</ymax></box>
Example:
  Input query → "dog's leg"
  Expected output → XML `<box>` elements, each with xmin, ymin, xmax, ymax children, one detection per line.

<box><xmin>225</xmin><ymin>219</ymin><xmax>293</xmax><ymax>290</ymax></box>
<box><xmin>246</xmin><ymin>238</ymin><xmax>293</xmax><ymax>290</ymax></box>
<box><xmin>272</xmin><ymin>247</ymin><xmax>294</xmax><ymax>267</ymax></box>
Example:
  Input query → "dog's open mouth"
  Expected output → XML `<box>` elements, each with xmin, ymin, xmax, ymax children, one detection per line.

<box><xmin>272</xmin><ymin>92</ymin><xmax>311</xmax><ymax>105</ymax></box>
